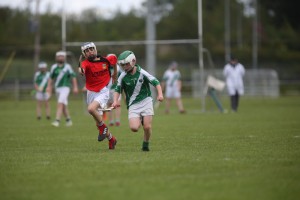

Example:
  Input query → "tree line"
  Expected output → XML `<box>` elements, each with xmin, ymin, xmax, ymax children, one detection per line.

<box><xmin>0</xmin><ymin>0</ymin><xmax>299</xmax><ymax>80</ymax></box>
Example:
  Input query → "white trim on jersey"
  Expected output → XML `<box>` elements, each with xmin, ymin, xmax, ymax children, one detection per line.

<box><xmin>39</xmin><ymin>72</ymin><xmax>50</xmax><ymax>90</ymax></box>
<box><xmin>140</xmin><ymin>68</ymin><xmax>156</xmax><ymax>82</ymax></box>
<box><xmin>50</xmin><ymin>63</ymin><xmax>73</xmax><ymax>88</ymax></box>
<box><xmin>55</xmin><ymin>67</ymin><xmax>67</xmax><ymax>87</ymax></box>
<box><xmin>128</xmin><ymin>72</ymin><xmax>144</xmax><ymax>106</ymax></box>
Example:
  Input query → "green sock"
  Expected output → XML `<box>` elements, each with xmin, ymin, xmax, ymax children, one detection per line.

<box><xmin>142</xmin><ymin>141</ymin><xmax>149</xmax><ymax>151</ymax></box>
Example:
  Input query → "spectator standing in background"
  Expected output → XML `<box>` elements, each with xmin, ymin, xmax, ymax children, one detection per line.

<box><xmin>223</xmin><ymin>56</ymin><xmax>246</xmax><ymax>112</ymax></box>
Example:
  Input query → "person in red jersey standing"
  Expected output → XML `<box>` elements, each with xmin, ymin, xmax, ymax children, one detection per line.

<box><xmin>78</xmin><ymin>42</ymin><xmax>117</xmax><ymax>150</ymax></box>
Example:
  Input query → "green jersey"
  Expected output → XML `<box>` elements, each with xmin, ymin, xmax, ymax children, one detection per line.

<box><xmin>115</xmin><ymin>65</ymin><xmax>160</xmax><ymax>109</ymax></box>
<box><xmin>34</xmin><ymin>71</ymin><xmax>50</xmax><ymax>92</ymax></box>
<box><xmin>50</xmin><ymin>63</ymin><xmax>76</xmax><ymax>88</ymax></box>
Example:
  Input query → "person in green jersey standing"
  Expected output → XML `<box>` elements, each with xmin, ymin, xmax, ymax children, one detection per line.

<box><xmin>47</xmin><ymin>51</ymin><xmax>79</xmax><ymax>127</ymax></box>
<box><xmin>112</xmin><ymin>50</ymin><xmax>164</xmax><ymax>151</ymax></box>
<box><xmin>33</xmin><ymin>62</ymin><xmax>51</xmax><ymax>120</ymax></box>
<box><xmin>161</xmin><ymin>61</ymin><xmax>186</xmax><ymax>114</ymax></box>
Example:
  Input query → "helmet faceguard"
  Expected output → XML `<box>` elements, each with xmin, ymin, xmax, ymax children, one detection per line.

<box><xmin>38</xmin><ymin>62</ymin><xmax>47</xmax><ymax>69</ymax></box>
<box><xmin>56</xmin><ymin>51</ymin><xmax>66</xmax><ymax>57</ymax></box>
<box><xmin>81</xmin><ymin>42</ymin><xmax>97</xmax><ymax>61</ymax></box>
<box><xmin>55</xmin><ymin>51</ymin><xmax>66</xmax><ymax>64</ymax></box>
<box><xmin>118</xmin><ymin>51</ymin><xmax>136</xmax><ymax>73</ymax></box>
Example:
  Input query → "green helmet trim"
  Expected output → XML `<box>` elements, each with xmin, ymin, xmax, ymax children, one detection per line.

<box><xmin>118</xmin><ymin>50</ymin><xmax>136</xmax><ymax>65</ymax></box>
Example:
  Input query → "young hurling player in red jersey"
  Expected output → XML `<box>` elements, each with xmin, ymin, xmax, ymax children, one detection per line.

<box><xmin>78</xmin><ymin>42</ymin><xmax>118</xmax><ymax>150</ymax></box>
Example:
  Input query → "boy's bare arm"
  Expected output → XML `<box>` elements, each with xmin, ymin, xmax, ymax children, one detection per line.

<box><xmin>156</xmin><ymin>84</ymin><xmax>164</xmax><ymax>102</ymax></box>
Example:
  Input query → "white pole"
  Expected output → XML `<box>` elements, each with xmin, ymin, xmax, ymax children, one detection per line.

<box><xmin>146</xmin><ymin>0</ymin><xmax>156</xmax><ymax>76</ymax></box>
<box><xmin>224</xmin><ymin>0</ymin><xmax>231</xmax><ymax>62</ymax></box>
<box><xmin>33</xmin><ymin>0</ymin><xmax>41</xmax><ymax>72</ymax></box>
<box><xmin>61</xmin><ymin>0</ymin><xmax>66</xmax><ymax>51</ymax></box>
<box><xmin>198</xmin><ymin>0</ymin><xmax>205</xmax><ymax>112</ymax></box>
<box><xmin>252</xmin><ymin>0</ymin><xmax>258</xmax><ymax>69</ymax></box>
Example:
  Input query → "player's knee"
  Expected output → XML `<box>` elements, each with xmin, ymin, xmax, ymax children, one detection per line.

<box><xmin>130</xmin><ymin>126</ymin><xmax>139</xmax><ymax>132</ymax></box>
<box><xmin>143</xmin><ymin>124</ymin><xmax>152</xmax><ymax>132</ymax></box>
<box><xmin>87</xmin><ymin>106</ymin><xmax>96</xmax><ymax>115</ymax></box>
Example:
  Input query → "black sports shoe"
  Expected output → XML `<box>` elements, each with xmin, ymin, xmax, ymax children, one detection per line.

<box><xmin>142</xmin><ymin>146</ymin><xmax>150</xmax><ymax>151</ymax></box>
<box><xmin>142</xmin><ymin>141</ymin><xmax>150</xmax><ymax>151</ymax></box>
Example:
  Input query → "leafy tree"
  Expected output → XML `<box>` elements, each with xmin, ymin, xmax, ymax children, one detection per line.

<box><xmin>0</xmin><ymin>1</ymin><xmax>299</xmax><ymax>79</ymax></box>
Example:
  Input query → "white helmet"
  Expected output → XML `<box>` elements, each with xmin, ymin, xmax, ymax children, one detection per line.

<box><xmin>55</xmin><ymin>51</ymin><xmax>66</xmax><ymax>57</ymax></box>
<box><xmin>81</xmin><ymin>42</ymin><xmax>97</xmax><ymax>55</ymax></box>
<box><xmin>118</xmin><ymin>50</ymin><xmax>136</xmax><ymax>72</ymax></box>
<box><xmin>38</xmin><ymin>62</ymin><xmax>47</xmax><ymax>69</ymax></box>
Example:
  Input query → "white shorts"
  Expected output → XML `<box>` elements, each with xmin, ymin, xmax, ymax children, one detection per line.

<box><xmin>87</xmin><ymin>87</ymin><xmax>109</xmax><ymax>106</ymax></box>
<box><xmin>165</xmin><ymin>87</ymin><xmax>181</xmax><ymax>98</ymax></box>
<box><xmin>55</xmin><ymin>87</ymin><xmax>70</xmax><ymax>105</ymax></box>
<box><xmin>35</xmin><ymin>91</ymin><xmax>50</xmax><ymax>101</ymax></box>
<box><xmin>87</xmin><ymin>87</ymin><xmax>110</xmax><ymax>115</ymax></box>
<box><xmin>128</xmin><ymin>97</ymin><xmax>154</xmax><ymax>119</ymax></box>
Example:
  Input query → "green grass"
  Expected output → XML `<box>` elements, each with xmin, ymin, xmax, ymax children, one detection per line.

<box><xmin>0</xmin><ymin>97</ymin><xmax>300</xmax><ymax>200</ymax></box>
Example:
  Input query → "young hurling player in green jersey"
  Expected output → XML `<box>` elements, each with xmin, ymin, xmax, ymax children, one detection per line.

<box><xmin>47</xmin><ymin>51</ymin><xmax>79</xmax><ymax>127</ymax></box>
<box><xmin>34</xmin><ymin>62</ymin><xmax>51</xmax><ymax>120</ymax></box>
<box><xmin>112</xmin><ymin>50</ymin><xmax>164</xmax><ymax>151</ymax></box>
<box><xmin>161</xmin><ymin>61</ymin><xmax>186</xmax><ymax>114</ymax></box>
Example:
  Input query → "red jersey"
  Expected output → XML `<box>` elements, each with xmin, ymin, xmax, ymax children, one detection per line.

<box><xmin>81</xmin><ymin>56</ymin><xmax>111</xmax><ymax>92</ymax></box>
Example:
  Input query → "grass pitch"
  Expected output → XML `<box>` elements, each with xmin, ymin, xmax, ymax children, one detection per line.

<box><xmin>0</xmin><ymin>96</ymin><xmax>300</xmax><ymax>200</ymax></box>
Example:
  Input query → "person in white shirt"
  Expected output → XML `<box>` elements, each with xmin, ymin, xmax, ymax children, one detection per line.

<box><xmin>223</xmin><ymin>56</ymin><xmax>246</xmax><ymax>112</ymax></box>
<box><xmin>161</xmin><ymin>61</ymin><xmax>186</xmax><ymax>114</ymax></box>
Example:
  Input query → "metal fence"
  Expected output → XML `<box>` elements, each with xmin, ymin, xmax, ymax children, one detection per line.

<box><xmin>192</xmin><ymin>69</ymin><xmax>280</xmax><ymax>98</ymax></box>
